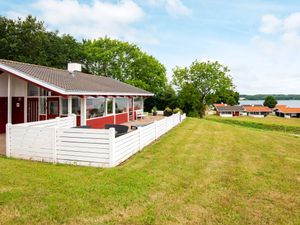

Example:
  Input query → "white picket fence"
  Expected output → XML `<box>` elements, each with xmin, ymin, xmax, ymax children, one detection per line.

<box><xmin>6</xmin><ymin>113</ymin><xmax>186</xmax><ymax>167</ymax></box>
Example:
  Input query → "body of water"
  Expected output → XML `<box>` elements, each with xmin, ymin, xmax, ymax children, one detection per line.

<box><xmin>239</xmin><ymin>100</ymin><xmax>300</xmax><ymax>107</ymax></box>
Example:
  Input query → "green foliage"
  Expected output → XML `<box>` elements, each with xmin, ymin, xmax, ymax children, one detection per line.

<box><xmin>263</xmin><ymin>96</ymin><xmax>277</xmax><ymax>108</ymax></box>
<box><xmin>173</xmin><ymin>108</ymin><xmax>183</xmax><ymax>114</ymax></box>
<box><xmin>173</xmin><ymin>60</ymin><xmax>236</xmax><ymax>117</ymax></box>
<box><xmin>163</xmin><ymin>107</ymin><xmax>173</xmax><ymax>116</ymax></box>
<box><xmin>0</xmin><ymin>15</ymin><xmax>82</xmax><ymax>69</ymax></box>
<box><xmin>152</xmin><ymin>106</ymin><xmax>157</xmax><ymax>113</ymax></box>
<box><xmin>212</xmin><ymin>89</ymin><xmax>239</xmax><ymax>105</ymax></box>
<box><xmin>206</xmin><ymin>116</ymin><xmax>300</xmax><ymax>134</ymax></box>
<box><xmin>82</xmin><ymin>37</ymin><xmax>167</xmax><ymax>95</ymax></box>
<box><xmin>144</xmin><ymin>84</ymin><xmax>177</xmax><ymax>112</ymax></box>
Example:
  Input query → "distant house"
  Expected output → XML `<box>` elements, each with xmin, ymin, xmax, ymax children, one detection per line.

<box><xmin>243</xmin><ymin>106</ymin><xmax>272</xmax><ymax>117</ymax></box>
<box><xmin>215</xmin><ymin>105</ymin><xmax>244</xmax><ymax>117</ymax></box>
<box><xmin>274</xmin><ymin>106</ymin><xmax>300</xmax><ymax>118</ymax></box>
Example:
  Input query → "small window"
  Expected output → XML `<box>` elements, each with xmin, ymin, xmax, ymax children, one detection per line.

<box><xmin>28</xmin><ymin>83</ymin><xmax>39</xmax><ymax>96</ymax></box>
<box><xmin>39</xmin><ymin>97</ymin><xmax>46</xmax><ymax>114</ymax></box>
<box><xmin>107</xmin><ymin>98</ymin><xmax>113</xmax><ymax>114</ymax></box>
<box><xmin>134</xmin><ymin>97</ymin><xmax>142</xmax><ymax>110</ymax></box>
<box><xmin>86</xmin><ymin>97</ymin><xmax>105</xmax><ymax>119</ymax></box>
<box><xmin>115</xmin><ymin>98</ymin><xmax>127</xmax><ymax>114</ymax></box>
<box><xmin>72</xmin><ymin>97</ymin><xmax>81</xmax><ymax>115</ymax></box>
<box><xmin>48</xmin><ymin>100</ymin><xmax>59</xmax><ymax>115</ymax></box>
<box><xmin>61</xmin><ymin>98</ymin><xmax>68</xmax><ymax>115</ymax></box>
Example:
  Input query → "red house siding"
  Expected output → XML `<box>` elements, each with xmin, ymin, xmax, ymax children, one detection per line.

<box><xmin>39</xmin><ymin>115</ymin><xmax>47</xmax><ymax>121</ymax></box>
<box><xmin>0</xmin><ymin>97</ymin><xmax>7</xmax><ymax>133</ymax></box>
<box><xmin>116</xmin><ymin>112</ymin><xmax>128</xmax><ymax>124</ymax></box>
<box><xmin>87</xmin><ymin>115</ymin><xmax>115</xmax><ymax>129</ymax></box>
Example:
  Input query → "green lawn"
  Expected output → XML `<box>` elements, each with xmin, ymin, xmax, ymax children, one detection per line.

<box><xmin>219</xmin><ymin>115</ymin><xmax>300</xmax><ymax>127</ymax></box>
<box><xmin>1</xmin><ymin>118</ymin><xmax>300</xmax><ymax>224</ymax></box>
<box><xmin>206</xmin><ymin>115</ymin><xmax>300</xmax><ymax>135</ymax></box>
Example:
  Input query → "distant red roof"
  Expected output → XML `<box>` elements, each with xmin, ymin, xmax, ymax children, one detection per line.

<box><xmin>213</xmin><ymin>103</ymin><xmax>226</xmax><ymax>107</ymax></box>
<box><xmin>274</xmin><ymin>105</ymin><xmax>287</xmax><ymax>110</ymax></box>
<box><xmin>243</xmin><ymin>106</ymin><xmax>272</xmax><ymax>113</ymax></box>
<box><xmin>277</xmin><ymin>107</ymin><xmax>300</xmax><ymax>114</ymax></box>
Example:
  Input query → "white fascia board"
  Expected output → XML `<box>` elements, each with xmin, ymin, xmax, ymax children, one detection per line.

<box><xmin>65</xmin><ymin>91</ymin><xmax>154</xmax><ymax>97</ymax></box>
<box><xmin>0</xmin><ymin>63</ymin><xmax>66</xmax><ymax>95</ymax></box>
<box><xmin>0</xmin><ymin>63</ymin><xmax>154</xmax><ymax>97</ymax></box>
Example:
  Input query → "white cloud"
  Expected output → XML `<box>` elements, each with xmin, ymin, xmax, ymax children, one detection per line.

<box><xmin>283</xmin><ymin>12</ymin><xmax>300</xmax><ymax>31</ymax></box>
<box><xmin>260</xmin><ymin>14</ymin><xmax>282</xmax><ymax>34</ymax></box>
<box><xmin>142</xmin><ymin>0</ymin><xmax>191</xmax><ymax>16</ymax></box>
<box><xmin>256</xmin><ymin>12</ymin><xmax>300</xmax><ymax>55</ymax></box>
<box><xmin>34</xmin><ymin>0</ymin><xmax>144</xmax><ymax>39</ymax></box>
<box><xmin>165</xmin><ymin>0</ymin><xmax>191</xmax><ymax>16</ymax></box>
<box><xmin>226</xmin><ymin>12</ymin><xmax>300</xmax><ymax>94</ymax></box>
<box><xmin>6</xmin><ymin>0</ymin><xmax>160</xmax><ymax>44</ymax></box>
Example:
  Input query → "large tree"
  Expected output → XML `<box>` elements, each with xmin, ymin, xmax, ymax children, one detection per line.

<box><xmin>173</xmin><ymin>60</ymin><xmax>236</xmax><ymax>117</ymax></box>
<box><xmin>0</xmin><ymin>15</ymin><xmax>82</xmax><ymax>69</ymax></box>
<box><xmin>82</xmin><ymin>38</ymin><xmax>167</xmax><ymax>95</ymax></box>
<box><xmin>263</xmin><ymin>96</ymin><xmax>277</xmax><ymax>108</ymax></box>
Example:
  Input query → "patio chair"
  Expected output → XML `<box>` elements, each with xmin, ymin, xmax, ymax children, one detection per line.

<box><xmin>104</xmin><ymin>124</ymin><xmax>129</xmax><ymax>137</ymax></box>
<box><xmin>136</xmin><ymin>109</ymin><xmax>146</xmax><ymax>120</ymax></box>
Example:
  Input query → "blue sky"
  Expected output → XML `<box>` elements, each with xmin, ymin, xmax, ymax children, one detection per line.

<box><xmin>1</xmin><ymin>0</ymin><xmax>300</xmax><ymax>94</ymax></box>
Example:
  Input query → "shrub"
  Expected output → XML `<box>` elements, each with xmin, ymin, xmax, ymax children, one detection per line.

<box><xmin>188</xmin><ymin>111</ymin><xmax>199</xmax><ymax>117</ymax></box>
<box><xmin>164</xmin><ymin>107</ymin><xmax>173</xmax><ymax>117</ymax></box>
<box><xmin>152</xmin><ymin>106</ymin><xmax>158</xmax><ymax>116</ymax></box>
<box><xmin>173</xmin><ymin>108</ymin><xmax>183</xmax><ymax>114</ymax></box>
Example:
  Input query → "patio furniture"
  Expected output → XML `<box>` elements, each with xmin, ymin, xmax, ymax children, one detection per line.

<box><xmin>105</xmin><ymin>124</ymin><xmax>129</xmax><ymax>137</ymax></box>
<box><xmin>136</xmin><ymin>109</ymin><xmax>146</xmax><ymax>120</ymax></box>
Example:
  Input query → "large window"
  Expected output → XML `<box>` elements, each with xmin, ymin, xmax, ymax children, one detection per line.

<box><xmin>86</xmin><ymin>97</ymin><xmax>105</xmax><ymax>119</ymax></box>
<box><xmin>134</xmin><ymin>97</ymin><xmax>142</xmax><ymax>110</ymax></box>
<box><xmin>28</xmin><ymin>83</ymin><xmax>39</xmax><ymax>96</ymax></box>
<box><xmin>72</xmin><ymin>97</ymin><xmax>81</xmax><ymax>115</ymax></box>
<box><xmin>115</xmin><ymin>98</ymin><xmax>127</xmax><ymax>114</ymax></box>
<box><xmin>107</xmin><ymin>98</ymin><xmax>113</xmax><ymax>114</ymax></box>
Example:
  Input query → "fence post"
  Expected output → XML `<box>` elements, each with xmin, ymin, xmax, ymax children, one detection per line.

<box><xmin>109</xmin><ymin>128</ymin><xmax>116</xmax><ymax>167</ymax></box>
<box><xmin>55</xmin><ymin>116</ymin><xmax>60</xmax><ymax>127</ymax></box>
<box><xmin>53</xmin><ymin>127</ymin><xmax>57</xmax><ymax>164</ymax></box>
<box><xmin>72</xmin><ymin>114</ymin><xmax>77</xmax><ymax>127</ymax></box>
<box><xmin>6</xmin><ymin>123</ymin><xmax>11</xmax><ymax>157</ymax></box>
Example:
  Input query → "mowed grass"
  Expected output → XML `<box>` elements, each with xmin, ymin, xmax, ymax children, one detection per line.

<box><xmin>220</xmin><ymin>115</ymin><xmax>300</xmax><ymax>127</ymax></box>
<box><xmin>1</xmin><ymin>118</ymin><xmax>300</xmax><ymax>225</ymax></box>
<box><xmin>206</xmin><ymin>115</ymin><xmax>300</xmax><ymax>135</ymax></box>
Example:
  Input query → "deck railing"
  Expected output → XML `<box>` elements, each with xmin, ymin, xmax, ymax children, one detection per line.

<box><xmin>6</xmin><ymin>113</ymin><xmax>186</xmax><ymax>167</ymax></box>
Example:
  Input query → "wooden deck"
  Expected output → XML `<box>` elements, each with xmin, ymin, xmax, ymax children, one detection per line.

<box><xmin>122</xmin><ymin>115</ymin><xmax>165</xmax><ymax>130</ymax></box>
<box><xmin>0</xmin><ymin>134</ymin><xmax>5</xmax><ymax>155</ymax></box>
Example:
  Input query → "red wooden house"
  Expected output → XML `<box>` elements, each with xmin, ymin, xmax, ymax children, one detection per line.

<box><xmin>0</xmin><ymin>59</ymin><xmax>153</xmax><ymax>133</ymax></box>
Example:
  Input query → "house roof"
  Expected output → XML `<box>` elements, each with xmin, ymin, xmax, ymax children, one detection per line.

<box><xmin>213</xmin><ymin>103</ymin><xmax>226</xmax><ymax>107</ymax></box>
<box><xmin>274</xmin><ymin>105</ymin><xmax>287</xmax><ymax>111</ymax></box>
<box><xmin>215</xmin><ymin>105</ymin><xmax>244</xmax><ymax>112</ymax></box>
<box><xmin>0</xmin><ymin>59</ymin><xmax>153</xmax><ymax>97</ymax></box>
<box><xmin>277</xmin><ymin>107</ymin><xmax>300</xmax><ymax>114</ymax></box>
<box><xmin>243</xmin><ymin>106</ymin><xmax>272</xmax><ymax>113</ymax></box>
